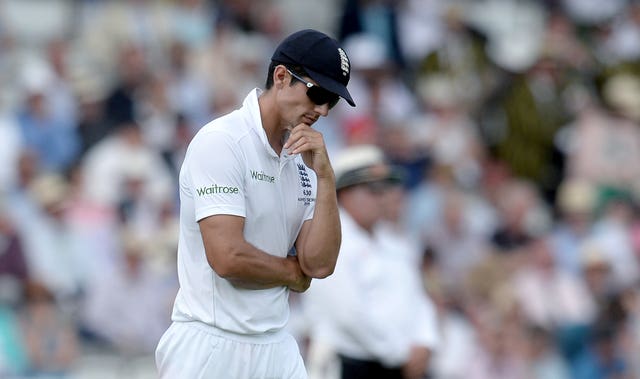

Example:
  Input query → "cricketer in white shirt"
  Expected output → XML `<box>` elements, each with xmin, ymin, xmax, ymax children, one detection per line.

<box><xmin>156</xmin><ymin>89</ymin><xmax>318</xmax><ymax>377</ymax></box>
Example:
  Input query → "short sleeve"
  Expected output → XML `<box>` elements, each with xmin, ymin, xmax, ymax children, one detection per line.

<box><xmin>184</xmin><ymin>130</ymin><xmax>246</xmax><ymax>222</ymax></box>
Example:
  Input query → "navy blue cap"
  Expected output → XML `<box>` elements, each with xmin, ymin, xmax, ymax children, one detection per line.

<box><xmin>272</xmin><ymin>29</ymin><xmax>355</xmax><ymax>107</ymax></box>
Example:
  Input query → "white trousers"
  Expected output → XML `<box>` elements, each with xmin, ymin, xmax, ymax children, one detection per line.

<box><xmin>155</xmin><ymin>321</ymin><xmax>308</xmax><ymax>379</ymax></box>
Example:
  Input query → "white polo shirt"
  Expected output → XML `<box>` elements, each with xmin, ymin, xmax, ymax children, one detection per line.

<box><xmin>303</xmin><ymin>210</ymin><xmax>438</xmax><ymax>366</ymax></box>
<box><xmin>171</xmin><ymin>89</ymin><xmax>317</xmax><ymax>335</ymax></box>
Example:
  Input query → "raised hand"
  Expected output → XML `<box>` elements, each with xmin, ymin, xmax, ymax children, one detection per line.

<box><xmin>283</xmin><ymin>123</ymin><xmax>333</xmax><ymax>178</ymax></box>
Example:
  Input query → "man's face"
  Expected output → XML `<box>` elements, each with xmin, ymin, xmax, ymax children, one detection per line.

<box><xmin>341</xmin><ymin>181</ymin><xmax>392</xmax><ymax>229</ymax></box>
<box><xmin>276</xmin><ymin>67</ymin><xmax>331</xmax><ymax>129</ymax></box>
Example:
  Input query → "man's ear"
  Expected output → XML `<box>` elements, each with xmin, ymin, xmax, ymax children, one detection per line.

<box><xmin>274</xmin><ymin>65</ymin><xmax>288</xmax><ymax>89</ymax></box>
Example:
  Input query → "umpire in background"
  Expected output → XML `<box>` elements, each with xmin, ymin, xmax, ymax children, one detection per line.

<box><xmin>302</xmin><ymin>144</ymin><xmax>439</xmax><ymax>379</ymax></box>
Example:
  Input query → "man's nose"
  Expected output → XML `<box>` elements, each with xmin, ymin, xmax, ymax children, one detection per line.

<box><xmin>314</xmin><ymin>103</ymin><xmax>330</xmax><ymax>116</ymax></box>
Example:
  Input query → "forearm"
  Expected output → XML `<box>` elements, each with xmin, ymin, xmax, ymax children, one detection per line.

<box><xmin>297</xmin><ymin>175</ymin><xmax>341</xmax><ymax>278</ymax></box>
<box><xmin>212</xmin><ymin>241</ymin><xmax>300</xmax><ymax>289</ymax></box>
<box><xmin>200</xmin><ymin>215</ymin><xmax>308</xmax><ymax>291</ymax></box>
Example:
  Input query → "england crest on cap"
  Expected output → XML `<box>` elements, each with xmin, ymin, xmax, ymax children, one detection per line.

<box><xmin>338</xmin><ymin>48</ymin><xmax>350</xmax><ymax>77</ymax></box>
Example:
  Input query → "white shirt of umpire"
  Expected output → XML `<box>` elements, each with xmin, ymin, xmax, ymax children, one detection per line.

<box><xmin>303</xmin><ymin>209</ymin><xmax>439</xmax><ymax>367</ymax></box>
<box><xmin>170</xmin><ymin>88</ymin><xmax>316</xmax><ymax>334</ymax></box>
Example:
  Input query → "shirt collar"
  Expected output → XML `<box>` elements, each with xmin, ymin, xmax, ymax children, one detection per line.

<box><xmin>243</xmin><ymin>88</ymin><xmax>295</xmax><ymax>161</ymax></box>
<box><xmin>243</xmin><ymin>88</ymin><xmax>278</xmax><ymax>158</ymax></box>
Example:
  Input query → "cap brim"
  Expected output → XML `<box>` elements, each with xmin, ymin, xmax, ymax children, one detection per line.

<box><xmin>336</xmin><ymin>165</ymin><xmax>405</xmax><ymax>190</ymax></box>
<box><xmin>306</xmin><ymin>68</ymin><xmax>355</xmax><ymax>107</ymax></box>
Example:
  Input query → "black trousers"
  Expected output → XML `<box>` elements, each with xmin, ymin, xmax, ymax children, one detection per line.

<box><xmin>339</xmin><ymin>355</ymin><xmax>404</xmax><ymax>379</ymax></box>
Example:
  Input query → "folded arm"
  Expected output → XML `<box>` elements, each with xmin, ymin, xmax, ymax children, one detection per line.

<box><xmin>199</xmin><ymin>214</ymin><xmax>311</xmax><ymax>292</ymax></box>
<box><xmin>285</xmin><ymin>123</ymin><xmax>341</xmax><ymax>279</ymax></box>
<box><xmin>295</xmin><ymin>174</ymin><xmax>341</xmax><ymax>278</ymax></box>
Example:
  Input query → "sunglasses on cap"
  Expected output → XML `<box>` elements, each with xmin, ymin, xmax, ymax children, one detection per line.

<box><xmin>287</xmin><ymin>69</ymin><xmax>340</xmax><ymax>109</ymax></box>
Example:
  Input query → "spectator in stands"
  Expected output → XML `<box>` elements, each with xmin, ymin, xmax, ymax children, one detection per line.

<box><xmin>15</xmin><ymin>61</ymin><xmax>80</xmax><ymax>174</ymax></box>
<box><xmin>19</xmin><ymin>281</ymin><xmax>78</xmax><ymax>376</ymax></box>
<box><xmin>550</xmin><ymin>178</ymin><xmax>598</xmax><ymax>277</ymax></box>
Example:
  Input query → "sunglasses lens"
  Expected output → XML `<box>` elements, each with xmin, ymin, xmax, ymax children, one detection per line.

<box><xmin>307</xmin><ymin>87</ymin><xmax>340</xmax><ymax>109</ymax></box>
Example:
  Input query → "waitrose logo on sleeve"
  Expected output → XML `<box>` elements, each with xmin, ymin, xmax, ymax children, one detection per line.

<box><xmin>196</xmin><ymin>184</ymin><xmax>240</xmax><ymax>196</ymax></box>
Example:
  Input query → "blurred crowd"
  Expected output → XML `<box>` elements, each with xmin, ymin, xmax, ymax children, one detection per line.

<box><xmin>1</xmin><ymin>0</ymin><xmax>640</xmax><ymax>378</ymax></box>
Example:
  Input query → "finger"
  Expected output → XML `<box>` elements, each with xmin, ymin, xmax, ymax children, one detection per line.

<box><xmin>293</xmin><ymin>122</ymin><xmax>311</xmax><ymax>131</ymax></box>
<box><xmin>288</xmin><ymin>133</ymin><xmax>322</xmax><ymax>153</ymax></box>
<box><xmin>291</xmin><ymin>140</ymin><xmax>316</xmax><ymax>154</ymax></box>
<box><xmin>285</xmin><ymin>124</ymin><xmax>311</xmax><ymax>146</ymax></box>
<box><xmin>285</xmin><ymin>127</ymin><xmax>315</xmax><ymax>147</ymax></box>
<box><xmin>284</xmin><ymin>131</ymin><xmax>303</xmax><ymax>149</ymax></box>
<box><xmin>293</xmin><ymin>137</ymin><xmax>324</xmax><ymax>154</ymax></box>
